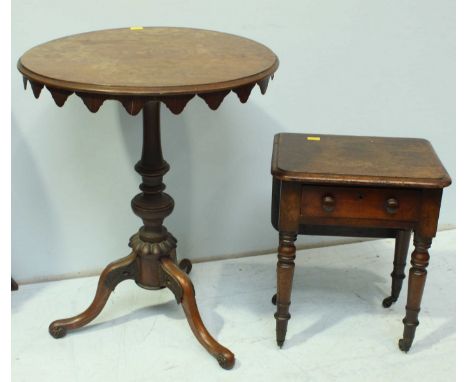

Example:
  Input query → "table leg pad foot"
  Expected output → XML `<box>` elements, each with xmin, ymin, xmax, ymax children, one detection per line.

<box><xmin>382</xmin><ymin>296</ymin><xmax>397</xmax><ymax>308</ymax></box>
<box><xmin>49</xmin><ymin>323</ymin><xmax>67</xmax><ymax>339</ymax></box>
<box><xmin>178</xmin><ymin>258</ymin><xmax>192</xmax><ymax>275</ymax></box>
<box><xmin>48</xmin><ymin>253</ymin><xmax>136</xmax><ymax>337</ymax></box>
<box><xmin>217</xmin><ymin>353</ymin><xmax>235</xmax><ymax>370</ymax></box>
<box><xmin>398</xmin><ymin>338</ymin><xmax>413</xmax><ymax>352</ymax></box>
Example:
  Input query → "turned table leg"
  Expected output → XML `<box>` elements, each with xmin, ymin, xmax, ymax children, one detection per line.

<box><xmin>383</xmin><ymin>230</ymin><xmax>412</xmax><ymax>308</ymax></box>
<box><xmin>399</xmin><ymin>234</ymin><xmax>432</xmax><ymax>352</ymax></box>
<box><xmin>274</xmin><ymin>232</ymin><xmax>297</xmax><ymax>347</ymax></box>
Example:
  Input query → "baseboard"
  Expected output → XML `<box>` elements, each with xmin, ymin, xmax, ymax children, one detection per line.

<box><xmin>16</xmin><ymin>224</ymin><xmax>455</xmax><ymax>285</ymax></box>
<box><xmin>194</xmin><ymin>223</ymin><xmax>455</xmax><ymax>264</ymax></box>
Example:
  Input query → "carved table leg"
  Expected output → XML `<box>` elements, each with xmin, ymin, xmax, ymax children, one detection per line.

<box><xmin>399</xmin><ymin>235</ymin><xmax>431</xmax><ymax>352</ymax></box>
<box><xmin>49</xmin><ymin>252</ymin><xmax>137</xmax><ymax>338</ymax></box>
<box><xmin>275</xmin><ymin>232</ymin><xmax>297</xmax><ymax>347</ymax></box>
<box><xmin>161</xmin><ymin>257</ymin><xmax>235</xmax><ymax>369</ymax></box>
<box><xmin>383</xmin><ymin>230</ymin><xmax>412</xmax><ymax>308</ymax></box>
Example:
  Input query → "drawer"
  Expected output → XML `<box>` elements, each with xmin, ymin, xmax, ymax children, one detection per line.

<box><xmin>300</xmin><ymin>186</ymin><xmax>421</xmax><ymax>222</ymax></box>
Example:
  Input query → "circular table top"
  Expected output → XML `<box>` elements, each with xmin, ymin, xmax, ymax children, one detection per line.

<box><xmin>18</xmin><ymin>27</ymin><xmax>279</xmax><ymax>115</ymax></box>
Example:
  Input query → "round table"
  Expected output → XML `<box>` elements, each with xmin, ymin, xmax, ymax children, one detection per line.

<box><xmin>18</xmin><ymin>27</ymin><xmax>278</xmax><ymax>369</ymax></box>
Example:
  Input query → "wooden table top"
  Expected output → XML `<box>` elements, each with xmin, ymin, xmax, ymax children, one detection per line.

<box><xmin>271</xmin><ymin>133</ymin><xmax>451</xmax><ymax>188</ymax></box>
<box><xmin>18</xmin><ymin>27</ymin><xmax>279</xmax><ymax>114</ymax></box>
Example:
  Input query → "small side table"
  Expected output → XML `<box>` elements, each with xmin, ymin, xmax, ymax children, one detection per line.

<box><xmin>271</xmin><ymin>133</ymin><xmax>451</xmax><ymax>351</ymax></box>
<box><xmin>18</xmin><ymin>27</ymin><xmax>279</xmax><ymax>369</ymax></box>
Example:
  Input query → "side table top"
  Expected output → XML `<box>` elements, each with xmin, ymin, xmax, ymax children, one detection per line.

<box><xmin>18</xmin><ymin>27</ymin><xmax>279</xmax><ymax>115</ymax></box>
<box><xmin>271</xmin><ymin>133</ymin><xmax>451</xmax><ymax>188</ymax></box>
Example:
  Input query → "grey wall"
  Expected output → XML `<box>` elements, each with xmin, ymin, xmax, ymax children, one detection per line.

<box><xmin>12</xmin><ymin>0</ymin><xmax>455</xmax><ymax>282</ymax></box>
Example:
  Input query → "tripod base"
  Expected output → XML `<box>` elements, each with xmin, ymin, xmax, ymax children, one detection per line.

<box><xmin>49</xmin><ymin>241</ymin><xmax>235</xmax><ymax>370</ymax></box>
<box><xmin>49</xmin><ymin>102</ymin><xmax>235</xmax><ymax>369</ymax></box>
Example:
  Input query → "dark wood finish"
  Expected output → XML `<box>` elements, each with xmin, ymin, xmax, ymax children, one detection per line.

<box><xmin>46</xmin><ymin>102</ymin><xmax>234</xmax><ymax>369</ymax></box>
<box><xmin>18</xmin><ymin>27</ymin><xmax>278</xmax><ymax>115</ymax></box>
<box><xmin>301</xmin><ymin>186</ymin><xmax>421</xmax><ymax>221</ymax></box>
<box><xmin>18</xmin><ymin>29</ymin><xmax>279</xmax><ymax>369</ymax></box>
<box><xmin>272</xmin><ymin>133</ymin><xmax>451</xmax><ymax>188</ymax></box>
<box><xmin>11</xmin><ymin>278</ymin><xmax>18</xmax><ymax>291</ymax></box>
<box><xmin>271</xmin><ymin>133</ymin><xmax>451</xmax><ymax>352</ymax></box>
<box><xmin>399</xmin><ymin>235</ymin><xmax>432</xmax><ymax>351</ymax></box>
<box><xmin>160</xmin><ymin>258</ymin><xmax>234</xmax><ymax>368</ymax></box>
<box><xmin>274</xmin><ymin>232</ymin><xmax>297</xmax><ymax>347</ymax></box>
<box><xmin>299</xmin><ymin>225</ymin><xmax>400</xmax><ymax>239</ymax></box>
<box><xmin>382</xmin><ymin>230</ymin><xmax>412</xmax><ymax>307</ymax></box>
<box><xmin>49</xmin><ymin>252</ymin><xmax>137</xmax><ymax>338</ymax></box>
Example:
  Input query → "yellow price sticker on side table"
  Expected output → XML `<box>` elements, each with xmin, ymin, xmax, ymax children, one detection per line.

<box><xmin>130</xmin><ymin>26</ymin><xmax>144</xmax><ymax>30</ymax></box>
<box><xmin>307</xmin><ymin>136</ymin><xmax>321</xmax><ymax>141</ymax></box>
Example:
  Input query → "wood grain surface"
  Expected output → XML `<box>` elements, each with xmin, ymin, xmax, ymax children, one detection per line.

<box><xmin>271</xmin><ymin>133</ymin><xmax>450</xmax><ymax>352</ymax></box>
<box><xmin>271</xmin><ymin>133</ymin><xmax>451</xmax><ymax>188</ymax></box>
<box><xmin>18</xmin><ymin>27</ymin><xmax>278</xmax><ymax>96</ymax></box>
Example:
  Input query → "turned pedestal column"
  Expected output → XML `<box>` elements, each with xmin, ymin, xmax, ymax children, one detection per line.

<box><xmin>48</xmin><ymin>102</ymin><xmax>235</xmax><ymax>368</ymax></box>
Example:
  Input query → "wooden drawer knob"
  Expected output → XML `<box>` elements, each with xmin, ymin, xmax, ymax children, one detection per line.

<box><xmin>385</xmin><ymin>197</ymin><xmax>399</xmax><ymax>214</ymax></box>
<box><xmin>322</xmin><ymin>194</ymin><xmax>335</xmax><ymax>212</ymax></box>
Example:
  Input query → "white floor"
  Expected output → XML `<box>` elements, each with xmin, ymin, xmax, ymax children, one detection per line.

<box><xmin>12</xmin><ymin>230</ymin><xmax>455</xmax><ymax>382</ymax></box>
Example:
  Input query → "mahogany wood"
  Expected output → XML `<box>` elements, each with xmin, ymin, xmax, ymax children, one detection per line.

<box><xmin>399</xmin><ymin>235</ymin><xmax>432</xmax><ymax>352</ymax></box>
<box><xmin>18</xmin><ymin>27</ymin><xmax>278</xmax><ymax>115</ymax></box>
<box><xmin>49</xmin><ymin>252</ymin><xmax>137</xmax><ymax>338</ymax></box>
<box><xmin>46</xmin><ymin>101</ymin><xmax>233</xmax><ymax>369</ymax></box>
<box><xmin>272</xmin><ymin>133</ymin><xmax>451</xmax><ymax>188</ymax></box>
<box><xmin>301</xmin><ymin>186</ymin><xmax>421</xmax><ymax>221</ymax></box>
<box><xmin>274</xmin><ymin>232</ymin><xmax>297</xmax><ymax>347</ymax></box>
<box><xmin>161</xmin><ymin>258</ymin><xmax>235</xmax><ymax>369</ymax></box>
<box><xmin>18</xmin><ymin>28</ymin><xmax>278</xmax><ymax>369</ymax></box>
<box><xmin>382</xmin><ymin>230</ymin><xmax>412</xmax><ymax>308</ymax></box>
<box><xmin>271</xmin><ymin>133</ymin><xmax>451</xmax><ymax>352</ymax></box>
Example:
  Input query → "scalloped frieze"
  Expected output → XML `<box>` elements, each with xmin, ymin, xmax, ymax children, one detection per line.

<box><xmin>257</xmin><ymin>77</ymin><xmax>270</xmax><ymax>95</ymax></box>
<box><xmin>162</xmin><ymin>94</ymin><xmax>195</xmax><ymax>115</ymax></box>
<box><xmin>76</xmin><ymin>92</ymin><xmax>105</xmax><ymax>113</ymax></box>
<box><xmin>47</xmin><ymin>87</ymin><xmax>73</xmax><ymax>107</ymax></box>
<box><xmin>198</xmin><ymin>90</ymin><xmax>231</xmax><ymax>110</ymax></box>
<box><xmin>118</xmin><ymin>97</ymin><xmax>147</xmax><ymax>116</ymax></box>
<box><xmin>232</xmin><ymin>83</ymin><xmax>256</xmax><ymax>103</ymax></box>
<box><xmin>21</xmin><ymin>74</ymin><xmax>275</xmax><ymax>116</ymax></box>
<box><xmin>29</xmin><ymin>81</ymin><xmax>44</xmax><ymax>99</ymax></box>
